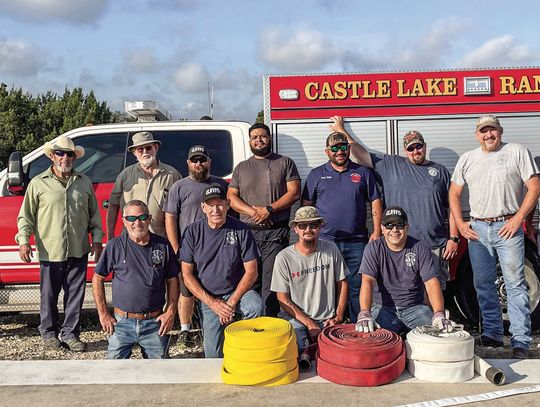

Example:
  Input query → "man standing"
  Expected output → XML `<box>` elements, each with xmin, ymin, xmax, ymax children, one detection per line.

<box><xmin>271</xmin><ymin>206</ymin><xmax>349</xmax><ymax>353</ymax></box>
<box><xmin>449</xmin><ymin>115</ymin><xmax>540</xmax><ymax>359</ymax></box>
<box><xmin>93</xmin><ymin>200</ymin><xmax>179</xmax><ymax>359</ymax></box>
<box><xmin>164</xmin><ymin>145</ymin><xmax>228</xmax><ymax>350</ymax></box>
<box><xmin>356</xmin><ymin>206</ymin><xmax>454</xmax><ymax>334</ymax></box>
<box><xmin>332</xmin><ymin>116</ymin><xmax>459</xmax><ymax>290</ymax></box>
<box><xmin>302</xmin><ymin>131</ymin><xmax>382</xmax><ymax>323</ymax></box>
<box><xmin>16</xmin><ymin>136</ymin><xmax>103</xmax><ymax>351</ymax></box>
<box><xmin>228</xmin><ymin>123</ymin><xmax>301</xmax><ymax>316</ymax></box>
<box><xmin>180</xmin><ymin>185</ymin><xmax>263</xmax><ymax>358</ymax></box>
<box><xmin>107</xmin><ymin>131</ymin><xmax>180</xmax><ymax>239</ymax></box>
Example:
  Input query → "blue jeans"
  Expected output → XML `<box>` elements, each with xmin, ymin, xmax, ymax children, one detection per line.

<box><xmin>334</xmin><ymin>241</ymin><xmax>366</xmax><ymax>323</ymax></box>
<box><xmin>107</xmin><ymin>314</ymin><xmax>169</xmax><ymax>359</ymax></box>
<box><xmin>371</xmin><ymin>304</ymin><xmax>433</xmax><ymax>334</ymax></box>
<box><xmin>278</xmin><ymin>312</ymin><xmax>324</xmax><ymax>353</ymax></box>
<box><xmin>468</xmin><ymin>219</ymin><xmax>531</xmax><ymax>349</ymax></box>
<box><xmin>199</xmin><ymin>290</ymin><xmax>263</xmax><ymax>358</ymax></box>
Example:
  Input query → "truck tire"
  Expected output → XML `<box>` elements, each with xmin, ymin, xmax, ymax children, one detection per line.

<box><xmin>454</xmin><ymin>238</ymin><xmax>540</xmax><ymax>332</ymax></box>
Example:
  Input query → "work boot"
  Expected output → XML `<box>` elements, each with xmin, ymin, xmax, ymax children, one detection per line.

<box><xmin>177</xmin><ymin>330</ymin><xmax>194</xmax><ymax>351</ymax></box>
<box><xmin>63</xmin><ymin>338</ymin><xmax>87</xmax><ymax>352</ymax></box>
<box><xmin>43</xmin><ymin>337</ymin><xmax>62</xmax><ymax>350</ymax></box>
<box><xmin>512</xmin><ymin>347</ymin><xmax>529</xmax><ymax>359</ymax></box>
<box><xmin>474</xmin><ymin>335</ymin><xmax>503</xmax><ymax>348</ymax></box>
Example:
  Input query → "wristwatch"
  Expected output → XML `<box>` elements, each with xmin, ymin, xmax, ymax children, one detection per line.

<box><xmin>266</xmin><ymin>205</ymin><xmax>274</xmax><ymax>213</ymax></box>
<box><xmin>449</xmin><ymin>236</ymin><xmax>460</xmax><ymax>243</ymax></box>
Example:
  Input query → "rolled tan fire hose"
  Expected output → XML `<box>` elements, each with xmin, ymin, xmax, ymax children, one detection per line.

<box><xmin>474</xmin><ymin>355</ymin><xmax>506</xmax><ymax>385</ymax></box>
<box><xmin>221</xmin><ymin>317</ymin><xmax>299</xmax><ymax>386</ymax></box>
<box><xmin>406</xmin><ymin>326</ymin><xmax>475</xmax><ymax>383</ymax></box>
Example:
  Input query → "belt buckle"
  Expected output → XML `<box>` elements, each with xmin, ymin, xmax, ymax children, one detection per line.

<box><xmin>143</xmin><ymin>312</ymin><xmax>150</xmax><ymax>319</ymax></box>
<box><xmin>495</xmin><ymin>215</ymin><xmax>505</xmax><ymax>222</ymax></box>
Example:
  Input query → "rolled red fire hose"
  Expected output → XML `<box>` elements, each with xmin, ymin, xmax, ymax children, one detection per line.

<box><xmin>317</xmin><ymin>325</ymin><xmax>405</xmax><ymax>386</ymax></box>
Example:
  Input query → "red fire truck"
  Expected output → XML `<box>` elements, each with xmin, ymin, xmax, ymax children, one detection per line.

<box><xmin>264</xmin><ymin>67</ymin><xmax>540</xmax><ymax>328</ymax></box>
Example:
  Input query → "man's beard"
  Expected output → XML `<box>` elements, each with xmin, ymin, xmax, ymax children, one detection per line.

<box><xmin>189</xmin><ymin>167</ymin><xmax>209</xmax><ymax>182</ymax></box>
<box><xmin>301</xmin><ymin>237</ymin><xmax>317</xmax><ymax>249</ymax></box>
<box><xmin>55</xmin><ymin>163</ymin><xmax>72</xmax><ymax>174</ymax></box>
<box><xmin>140</xmin><ymin>156</ymin><xmax>156</xmax><ymax>167</ymax></box>
<box><xmin>250</xmin><ymin>144</ymin><xmax>272</xmax><ymax>157</ymax></box>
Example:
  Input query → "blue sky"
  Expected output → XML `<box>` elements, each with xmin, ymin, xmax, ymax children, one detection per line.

<box><xmin>1</xmin><ymin>0</ymin><xmax>539</xmax><ymax>122</ymax></box>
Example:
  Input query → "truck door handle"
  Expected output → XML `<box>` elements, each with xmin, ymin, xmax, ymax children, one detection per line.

<box><xmin>103</xmin><ymin>199</ymin><xmax>109</xmax><ymax>208</ymax></box>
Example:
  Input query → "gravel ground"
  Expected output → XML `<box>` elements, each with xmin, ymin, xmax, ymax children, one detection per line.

<box><xmin>1</xmin><ymin>309</ymin><xmax>539</xmax><ymax>360</ymax></box>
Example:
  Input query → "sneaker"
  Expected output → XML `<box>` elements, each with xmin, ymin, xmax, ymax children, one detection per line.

<box><xmin>63</xmin><ymin>338</ymin><xmax>87</xmax><ymax>352</ymax></box>
<box><xmin>43</xmin><ymin>337</ymin><xmax>62</xmax><ymax>350</ymax></box>
<box><xmin>177</xmin><ymin>330</ymin><xmax>194</xmax><ymax>351</ymax></box>
<box><xmin>512</xmin><ymin>347</ymin><xmax>529</xmax><ymax>359</ymax></box>
<box><xmin>474</xmin><ymin>335</ymin><xmax>504</xmax><ymax>348</ymax></box>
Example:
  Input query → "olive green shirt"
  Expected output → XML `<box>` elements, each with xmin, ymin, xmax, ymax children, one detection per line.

<box><xmin>15</xmin><ymin>167</ymin><xmax>103</xmax><ymax>262</ymax></box>
<box><xmin>109</xmin><ymin>161</ymin><xmax>181</xmax><ymax>237</ymax></box>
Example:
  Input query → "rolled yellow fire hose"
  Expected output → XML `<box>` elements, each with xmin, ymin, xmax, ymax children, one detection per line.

<box><xmin>221</xmin><ymin>317</ymin><xmax>299</xmax><ymax>386</ymax></box>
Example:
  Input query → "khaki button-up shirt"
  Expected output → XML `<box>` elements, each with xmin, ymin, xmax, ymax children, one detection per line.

<box><xmin>15</xmin><ymin>167</ymin><xmax>103</xmax><ymax>262</ymax></box>
<box><xmin>109</xmin><ymin>161</ymin><xmax>181</xmax><ymax>237</ymax></box>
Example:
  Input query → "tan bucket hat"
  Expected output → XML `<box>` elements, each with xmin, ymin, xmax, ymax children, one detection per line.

<box><xmin>289</xmin><ymin>206</ymin><xmax>325</xmax><ymax>228</ymax></box>
<box><xmin>43</xmin><ymin>136</ymin><xmax>85</xmax><ymax>159</ymax></box>
<box><xmin>128</xmin><ymin>131</ymin><xmax>161</xmax><ymax>151</ymax></box>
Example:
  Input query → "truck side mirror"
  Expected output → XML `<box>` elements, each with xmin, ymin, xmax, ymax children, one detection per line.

<box><xmin>7</xmin><ymin>151</ymin><xmax>24</xmax><ymax>194</ymax></box>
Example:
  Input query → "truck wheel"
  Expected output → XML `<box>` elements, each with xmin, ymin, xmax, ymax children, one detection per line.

<box><xmin>454</xmin><ymin>238</ymin><xmax>540</xmax><ymax>332</ymax></box>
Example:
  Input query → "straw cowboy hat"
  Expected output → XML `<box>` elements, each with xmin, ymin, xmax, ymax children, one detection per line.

<box><xmin>43</xmin><ymin>136</ymin><xmax>85</xmax><ymax>159</ymax></box>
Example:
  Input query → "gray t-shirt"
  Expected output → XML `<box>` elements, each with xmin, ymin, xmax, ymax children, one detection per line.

<box><xmin>230</xmin><ymin>153</ymin><xmax>300</xmax><ymax>226</ymax></box>
<box><xmin>360</xmin><ymin>237</ymin><xmax>438</xmax><ymax>308</ymax></box>
<box><xmin>451</xmin><ymin>143</ymin><xmax>539</xmax><ymax>218</ymax></box>
<box><xmin>372</xmin><ymin>154</ymin><xmax>451</xmax><ymax>249</ymax></box>
<box><xmin>163</xmin><ymin>176</ymin><xmax>228</xmax><ymax>235</ymax></box>
<box><xmin>270</xmin><ymin>240</ymin><xmax>349</xmax><ymax>321</ymax></box>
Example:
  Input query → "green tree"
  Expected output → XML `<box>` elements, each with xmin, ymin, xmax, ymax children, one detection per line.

<box><xmin>255</xmin><ymin>109</ymin><xmax>264</xmax><ymax>124</ymax></box>
<box><xmin>0</xmin><ymin>86</ymin><xmax>114</xmax><ymax>166</ymax></box>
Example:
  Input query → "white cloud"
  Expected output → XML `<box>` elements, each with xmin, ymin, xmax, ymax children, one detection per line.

<box><xmin>258</xmin><ymin>26</ymin><xmax>340</xmax><ymax>72</ymax></box>
<box><xmin>457</xmin><ymin>35</ymin><xmax>537</xmax><ymax>68</ymax></box>
<box><xmin>0</xmin><ymin>0</ymin><xmax>109</xmax><ymax>24</ymax></box>
<box><xmin>174</xmin><ymin>63</ymin><xmax>209</xmax><ymax>92</ymax></box>
<box><xmin>0</xmin><ymin>39</ymin><xmax>41</xmax><ymax>76</ymax></box>
<box><xmin>124</xmin><ymin>48</ymin><xmax>159</xmax><ymax>74</ymax></box>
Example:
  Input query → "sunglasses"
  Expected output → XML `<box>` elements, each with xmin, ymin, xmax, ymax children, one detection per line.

<box><xmin>54</xmin><ymin>150</ymin><xmax>76</xmax><ymax>158</ymax></box>
<box><xmin>406</xmin><ymin>143</ymin><xmax>424</xmax><ymax>152</ymax></box>
<box><xmin>123</xmin><ymin>213</ymin><xmax>150</xmax><ymax>222</ymax></box>
<box><xmin>383</xmin><ymin>223</ymin><xmax>406</xmax><ymax>230</ymax></box>
<box><xmin>329</xmin><ymin>144</ymin><xmax>349</xmax><ymax>153</ymax></box>
<box><xmin>249</xmin><ymin>134</ymin><xmax>270</xmax><ymax>141</ymax></box>
<box><xmin>297</xmin><ymin>222</ymin><xmax>321</xmax><ymax>230</ymax></box>
<box><xmin>190</xmin><ymin>156</ymin><xmax>208</xmax><ymax>164</ymax></box>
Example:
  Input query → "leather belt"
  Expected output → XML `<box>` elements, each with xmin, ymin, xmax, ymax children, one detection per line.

<box><xmin>472</xmin><ymin>214</ymin><xmax>515</xmax><ymax>223</ymax></box>
<box><xmin>114</xmin><ymin>307</ymin><xmax>161</xmax><ymax>320</ymax></box>
<box><xmin>317</xmin><ymin>325</ymin><xmax>405</xmax><ymax>386</ymax></box>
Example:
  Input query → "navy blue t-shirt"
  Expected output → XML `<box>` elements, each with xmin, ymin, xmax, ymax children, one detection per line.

<box><xmin>179</xmin><ymin>216</ymin><xmax>260</xmax><ymax>296</ymax></box>
<box><xmin>94</xmin><ymin>233</ymin><xmax>178</xmax><ymax>313</ymax></box>
<box><xmin>371</xmin><ymin>154</ymin><xmax>451</xmax><ymax>248</ymax></box>
<box><xmin>359</xmin><ymin>236</ymin><xmax>438</xmax><ymax>307</ymax></box>
<box><xmin>302</xmin><ymin>160</ymin><xmax>380</xmax><ymax>242</ymax></box>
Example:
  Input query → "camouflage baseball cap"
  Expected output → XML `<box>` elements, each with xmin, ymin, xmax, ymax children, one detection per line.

<box><xmin>326</xmin><ymin>132</ymin><xmax>348</xmax><ymax>147</ymax></box>
<box><xmin>476</xmin><ymin>115</ymin><xmax>501</xmax><ymax>132</ymax></box>
<box><xmin>289</xmin><ymin>206</ymin><xmax>324</xmax><ymax>228</ymax></box>
<box><xmin>403</xmin><ymin>131</ymin><xmax>425</xmax><ymax>149</ymax></box>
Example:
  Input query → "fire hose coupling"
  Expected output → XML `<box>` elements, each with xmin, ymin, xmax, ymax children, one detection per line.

<box><xmin>221</xmin><ymin>317</ymin><xmax>299</xmax><ymax>387</ymax></box>
<box><xmin>317</xmin><ymin>325</ymin><xmax>406</xmax><ymax>386</ymax></box>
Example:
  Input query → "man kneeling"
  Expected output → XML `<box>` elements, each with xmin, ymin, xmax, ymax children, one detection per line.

<box><xmin>272</xmin><ymin>206</ymin><xmax>349</xmax><ymax>353</ymax></box>
<box><xmin>180</xmin><ymin>185</ymin><xmax>263</xmax><ymax>357</ymax></box>
<box><xmin>356</xmin><ymin>206</ymin><xmax>455</xmax><ymax>334</ymax></box>
<box><xmin>93</xmin><ymin>200</ymin><xmax>179</xmax><ymax>359</ymax></box>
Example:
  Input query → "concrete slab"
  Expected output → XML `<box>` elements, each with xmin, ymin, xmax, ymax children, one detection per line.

<box><xmin>0</xmin><ymin>358</ymin><xmax>539</xmax><ymax>386</ymax></box>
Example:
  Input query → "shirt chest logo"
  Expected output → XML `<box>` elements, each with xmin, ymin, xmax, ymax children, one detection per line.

<box><xmin>405</xmin><ymin>252</ymin><xmax>416</xmax><ymax>267</ymax></box>
<box><xmin>350</xmin><ymin>173</ymin><xmax>362</xmax><ymax>183</ymax></box>
<box><xmin>226</xmin><ymin>231</ymin><xmax>238</xmax><ymax>245</ymax></box>
<box><xmin>151</xmin><ymin>250</ymin><xmax>165</xmax><ymax>267</ymax></box>
<box><xmin>427</xmin><ymin>167</ymin><xmax>439</xmax><ymax>177</ymax></box>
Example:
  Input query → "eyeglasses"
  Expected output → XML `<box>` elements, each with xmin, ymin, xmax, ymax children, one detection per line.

<box><xmin>249</xmin><ymin>134</ymin><xmax>270</xmax><ymax>141</ymax></box>
<box><xmin>329</xmin><ymin>144</ymin><xmax>349</xmax><ymax>153</ymax></box>
<box><xmin>136</xmin><ymin>145</ymin><xmax>154</xmax><ymax>153</ymax></box>
<box><xmin>123</xmin><ymin>213</ymin><xmax>150</xmax><ymax>222</ymax></box>
<box><xmin>54</xmin><ymin>150</ymin><xmax>76</xmax><ymax>158</ymax></box>
<box><xmin>383</xmin><ymin>223</ymin><xmax>406</xmax><ymax>230</ymax></box>
<box><xmin>406</xmin><ymin>143</ymin><xmax>424</xmax><ymax>152</ymax></box>
<box><xmin>297</xmin><ymin>222</ymin><xmax>321</xmax><ymax>230</ymax></box>
<box><xmin>190</xmin><ymin>156</ymin><xmax>208</xmax><ymax>164</ymax></box>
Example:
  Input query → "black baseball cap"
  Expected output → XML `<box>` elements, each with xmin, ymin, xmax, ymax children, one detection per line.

<box><xmin>382</xmin><ymin>206</ymin><xmax>408</xmax><ymax>225</ymax></box>
<box><xmin>188</xmin><ymin>145</ymin><xmax>209</xmax><ymax>160</ymax></box>
<box><xmin>202</xmin><ymin>185</ymin><xmax>227</xmax><ymax>202</ymax></box>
